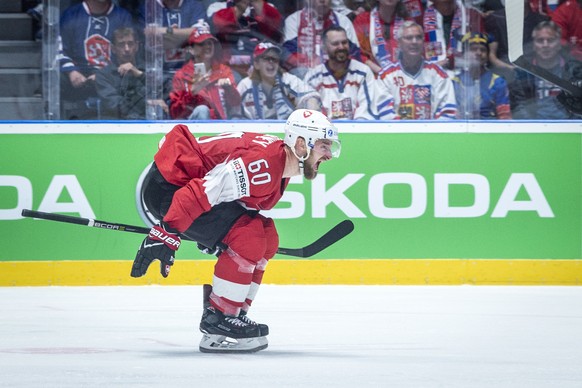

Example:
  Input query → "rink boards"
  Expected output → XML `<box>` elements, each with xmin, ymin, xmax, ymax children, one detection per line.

<box><xmin>1</xmin><ymin>121</ymin><xmax>581</xmax><ymax>285</ymax></box>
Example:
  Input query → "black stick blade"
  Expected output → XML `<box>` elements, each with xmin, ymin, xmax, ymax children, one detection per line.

<box><xmin>276</xmin><ymin>220</ymin><xmax>354</xmax><ymax>258</ymax></box>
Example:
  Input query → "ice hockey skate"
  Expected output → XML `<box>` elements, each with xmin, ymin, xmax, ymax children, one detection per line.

<box><xmin>199</xmin><ymin>284</ymin><xmax>268</xmax><ymax>353</ymax></box>
<box><xmin>239</xmin><ymin>310</ymin><xmax>269</xmax><ymax>336</ymax></box>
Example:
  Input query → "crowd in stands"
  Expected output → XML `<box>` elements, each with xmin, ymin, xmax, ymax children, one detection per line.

<box><xmin>50</xmin><ymin>0</ymin><xmax>581</xmax><ymax>120</ymax></box>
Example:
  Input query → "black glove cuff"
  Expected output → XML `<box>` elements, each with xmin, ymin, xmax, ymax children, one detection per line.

<box><xmin>160</xmin><ymin>220</ymin><xmax>181</xmax><ymax>235</ymax></box>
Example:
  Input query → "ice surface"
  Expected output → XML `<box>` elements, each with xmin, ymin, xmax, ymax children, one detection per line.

<box><xmin>1</xmin><ymin>285</ymin><xmax>581</xmax><ymax>388</ymax></box>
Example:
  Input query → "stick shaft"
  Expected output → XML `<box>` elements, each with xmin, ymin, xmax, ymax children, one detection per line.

<box><xmin>21</xmin><ymin>209</ymin><xmax>353</xmax><ymax>258</ymax></box>
<box><xmin>22</xmin><ymin>209</ymin><xmax>150</xmax><ymax>234</ymax></box>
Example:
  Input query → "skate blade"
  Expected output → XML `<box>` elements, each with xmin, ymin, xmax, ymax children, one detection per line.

<box><xmin>199</xmin><ymin>334</ymin><xmax>268</xmax><ymax>353</ymax></box>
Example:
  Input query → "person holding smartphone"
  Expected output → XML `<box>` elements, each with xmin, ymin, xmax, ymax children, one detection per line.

<box><xmin>169</xmin><ymin>21</ymin><xmax>242</xmax><ymax>120</ymax></box>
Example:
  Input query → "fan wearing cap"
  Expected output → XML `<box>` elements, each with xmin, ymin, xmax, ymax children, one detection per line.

<box><xmin>237</xmin><ymin>42</ymin><xmax>321</xmax><ymax>119</ymax></box>
<box><xmin>452</xmin><ymin>32</ymin><xmax>511</xmax><ymax>119</ymax></box>
<box><xmin>169</xmin><ymin>21</ymin><xmax>242</xmax><ymax>120</ymax></box>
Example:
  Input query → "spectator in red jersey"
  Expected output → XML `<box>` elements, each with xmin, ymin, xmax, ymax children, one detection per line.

<box><xmin>551</xmin><ymin>0</ymin><xmax>582</xmax><ymax>61</ymax></box>
<box><xmin>211</xmin><ymin>0</ymin><xmax>283</xmax><ymax>79</ymax></box>
<box><xmin>169</xmin><ymin>21</ymin><xmax>242</xmax><ymax>120</ymax></box>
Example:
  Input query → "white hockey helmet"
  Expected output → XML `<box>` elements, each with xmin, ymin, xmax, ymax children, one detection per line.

<box><xmin>284</xmin><ymin>109</ymin><xmax>341</xmax><ymax>161</ymax></box>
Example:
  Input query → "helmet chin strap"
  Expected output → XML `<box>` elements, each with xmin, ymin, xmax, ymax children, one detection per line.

<box><xmin>292</xmin><ymin>147</ymin><xmax>311</xmax><ymax>176</ymax></box>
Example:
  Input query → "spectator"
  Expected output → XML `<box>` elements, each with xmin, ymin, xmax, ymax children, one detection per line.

<box><xmin>305</xmin><ymin>26</ymin><xmax>378</xmax><ymax>120</ymax></box>
<box><xmin>331</xmin><ymin>0</ymin><xmax>356</xmax><ymax>18</ymax></box>
<box><xmin>118</xmin><ymin>0</ymin><xmax>143</xmax><ymax>27</ymax></box>
<box><xmin>423</xmin><ymin>0</ymin><xmax>484</xmax><ymax>71</ymax></box>
<box><xmin>511</xmin><ymin>21</ymin><xmax>582</xmax><ymax>119</ymax></box>
<box><xmin>95</xmin><ymin>27</ymin><xmax>152</xmax><ymax>119</ymax></box>
<box><xmin>349</xmin><ymin>0</ymin><xmax>423</xmax><ymax>24</ymax></box>
<box><xmin>268</xmin><ymin>0</ymin><xmax>302</xmax><ymax>20</ymax></box>
<box><xmin>529</xmin><ymin>0</ymin><xmax>552</xmax><ymax>15</ymax></box>
<box><xmin>140</xmin><ymin>0</ymin><xmax>207</xmax><ymax>72</ymax></box>
<box><xmin>551</xmin><ymin>0</ymin><xmax>582</xmax><ymax>61</ymax></box>
<box><xmin>453</xmin><ymin>32</ymin><xmax>511</xmax><ymax>119</ymax></box>
<box><xmin>343</xmin><ymin>0</ymin><xmax>375</xmax><ymax>21</ymax></box>
<box><xmin>353</xmin><ymin>0</ymin><xmax>413</xmax><ymax>75</ymax></box>
<box><xmin>282</xmin><ymin>0</ymin><xmax>362</xmax><ymax>77</ymax></box>
<box><xmin>169</xmin><ymin>21</ymin><xmax>242</xmax><ymax>120</ymax></box>
<box><xmin>403</xmin><ymin>0</ymin><xmax>425</xmax><ymax>25</ymax></box>
<box><xmin>237</xmin><ymin>42</ymin><xmax>321</xmax><ymax>119</ymax></box>
<box><xmin>485</xmin><ymin>0</ymin><xmax>549</xmax><ymax>82</ymax></box>
<box><xmin>377</xmin><ymin>21</ymin><xmax>457</xmax><ymax>119</ymax></box>
<box><xmin>212</xmin><ymin>0</ymin><xmax>283</xmax><ymax>79</ymax></box>
<box><xmin>58</xmin><ymin>0</ymin><xmax>133</xmax><ymax>119</ymax></box>
<box><xmin>206</xmin><ymin>0</ymin><xmax>229</xmax><ymax>19</ymax></box>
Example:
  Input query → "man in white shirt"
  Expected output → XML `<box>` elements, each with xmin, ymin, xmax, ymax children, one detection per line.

<box><xmin>377</xmin><ymin>21</ymin><xmax>457</xmax><ymax>120</ymax></box>
<box><xmin>305</xmin><ymin>26</ymin><xmax>377</xmax><ymax>120</ymax></box>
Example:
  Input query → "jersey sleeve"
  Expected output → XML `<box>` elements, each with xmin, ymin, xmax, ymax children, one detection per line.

<box><xmin>432</xmin><ymin>67</ymin><xmax>458</xmax><ymax>120</ymax></box>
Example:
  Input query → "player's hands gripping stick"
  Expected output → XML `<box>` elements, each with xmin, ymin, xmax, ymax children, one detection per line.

<box><xmin>131</xmin><ymin>223</ymin><xmax>181</xmax><ymax>278</ymax></box>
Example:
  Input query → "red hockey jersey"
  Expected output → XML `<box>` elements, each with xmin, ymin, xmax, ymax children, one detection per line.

<box><xmin>154</xmin><ymin>125</ymin><xmax>289</xmax><ymax>232</ymax></box>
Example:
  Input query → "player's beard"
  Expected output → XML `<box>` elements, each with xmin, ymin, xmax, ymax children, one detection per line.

<box><xmin>303</xmin><ymin>154</ymin><xmax>321</xmax><ymax>180</ymax></box>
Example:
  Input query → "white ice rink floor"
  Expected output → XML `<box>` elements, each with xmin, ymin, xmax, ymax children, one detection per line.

<box><xmin>1</xmin><ymin>285</ymin><xmax>581</xmax><ymax>388</ymax></box>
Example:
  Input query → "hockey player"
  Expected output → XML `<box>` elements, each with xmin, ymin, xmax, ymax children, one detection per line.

<box><xmin>305</xmin><ymin>26</ymin><xmax>378</xmax><ymax>120</ymax></box>
<box><xmin>130</xmin><ymin>109</ymin><xmax>341</xmax><ymax>353</ymax></box>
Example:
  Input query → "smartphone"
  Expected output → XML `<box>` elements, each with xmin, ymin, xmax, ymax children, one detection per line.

<box><xmin>194</xmin><ymin>62</ymin><xmax>207</xmax><ymax>76</ymax></box>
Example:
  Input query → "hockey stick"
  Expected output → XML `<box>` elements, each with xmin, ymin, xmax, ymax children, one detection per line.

<box><xmin>21</xmin><ymin>209</ymin><xmax>354</xmax><ymax>258</ymax></box>
<box><xmin>274</xmin><ymin>219</ymin><xmax>354</xmax><ymax>257</ymax></box>
<box><xmin>506</xmin><ymin>1</ymin><xmax>582</xmax><ymax>98</ymax></box>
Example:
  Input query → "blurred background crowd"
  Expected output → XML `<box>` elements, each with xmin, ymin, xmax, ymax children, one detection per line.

<box><xmin>8</xmin><ymin>0</ymin><xmax>582</xmax><ymax>120</ymax></box>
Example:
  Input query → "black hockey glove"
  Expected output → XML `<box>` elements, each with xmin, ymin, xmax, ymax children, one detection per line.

<box><xmin>131</xmin><ymin>223</ymin><xmax>181</xmax><ymax>278</ymax></box>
